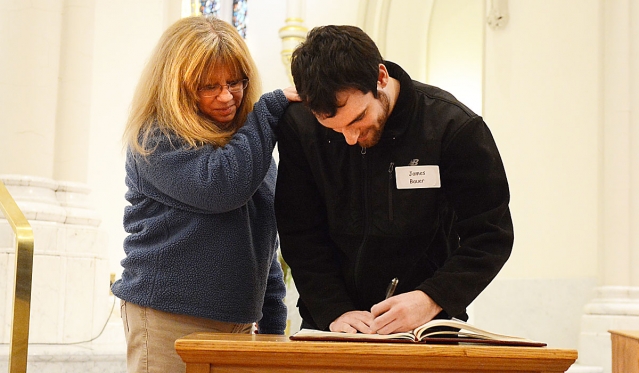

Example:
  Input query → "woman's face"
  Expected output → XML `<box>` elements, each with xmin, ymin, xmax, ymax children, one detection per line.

<box><xmin>197</xmin><ymin>68</ymin><xmax>245</xmax><ymax>129</ymax></box>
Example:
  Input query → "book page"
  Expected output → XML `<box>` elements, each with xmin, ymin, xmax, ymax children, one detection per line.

<box><xmin>289</xmin><ymin>325</ymin><xmax>547</xmax><ymax>346</ymax></box>
<box><xmin>413</xmin><ymin>319</ymin><xmax>535</xmax><ymax>343</ymax></box>
<box><xmin>292</xmin><ymin>328</ymin><xmax>416</xmax><ymax>341</ymax></box>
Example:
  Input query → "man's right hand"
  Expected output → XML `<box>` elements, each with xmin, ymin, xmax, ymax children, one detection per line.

<box><xmin>329</xmin><ymin>310</ymin><xmax>375</xmax><ymax>334</ymax></box>
<box><xmin>369</xmin><ymin>290</ymin><xmax>442</xmax><ymax>334</ymax></box>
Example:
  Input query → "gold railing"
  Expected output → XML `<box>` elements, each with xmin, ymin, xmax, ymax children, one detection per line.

<box><xmin>0</xmin><ymin>181</ymin><xmax>34</xmax><ymax>373</ymax></box>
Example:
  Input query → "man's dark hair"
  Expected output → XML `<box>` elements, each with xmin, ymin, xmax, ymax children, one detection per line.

<box><xmin>290</xmin><ymin>25</ymin><xmax>383</xmax><ymax>117</ymax></box>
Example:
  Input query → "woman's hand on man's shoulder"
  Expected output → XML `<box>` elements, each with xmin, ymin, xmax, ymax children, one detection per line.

<box><xmin>282</xmin><ymin>86</ymin><xmax>301</xmax><ymax>102</ymax></box>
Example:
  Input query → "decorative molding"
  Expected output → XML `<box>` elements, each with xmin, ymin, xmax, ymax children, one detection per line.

<box><xmin>584</xmin><ymin>286</ymin><xmax>639</xmax><ymax>316</ymax></box>
<box><xmin>0</xmin><ymin>174</ymin><xmax>101</xmax><ymax>226</ymax></box>
<box><xmin>56</xmin><ymin>181</ymin><xmax>102</xmax><ymax>226</ymax></box>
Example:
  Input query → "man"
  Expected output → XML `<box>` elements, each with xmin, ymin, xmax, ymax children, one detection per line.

<box><xmin>275</xmin><ymin>25</ymin><xmax>513</xmax><ymax>335</ymax></box>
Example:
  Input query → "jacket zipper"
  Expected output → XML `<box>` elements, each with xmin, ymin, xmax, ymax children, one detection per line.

<box><xmin>388</xmin><ymin>162</ymin><xmax>394</xmax><ymax>221</ymax></box>
<box><xmin>354</xmin><ymin>146</ymin><xmax>368</xmax><ymax>294</ymax></box>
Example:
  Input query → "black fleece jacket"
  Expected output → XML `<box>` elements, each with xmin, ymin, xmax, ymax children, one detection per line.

<box><xmin>275</xmin><ymin>61</ymin><xmax>513</xmax><ymax>331</ymax></box>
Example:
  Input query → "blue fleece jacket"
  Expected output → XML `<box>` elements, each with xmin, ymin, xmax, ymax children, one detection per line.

<box><xmin>111</xmin><ymin>90</ymin><xmax>288</xmax><ymax>334</ymax></box>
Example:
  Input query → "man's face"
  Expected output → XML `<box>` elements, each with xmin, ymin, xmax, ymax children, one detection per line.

<box><xmin>315</xmin><ymin>88</ymin><xmax>391</xmax><ymax>148</ymax></box>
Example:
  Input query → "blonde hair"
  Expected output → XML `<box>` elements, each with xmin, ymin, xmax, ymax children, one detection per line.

<box><xmin>124</xmin><ymin>16</ymin><xmax>262</xmax><ymax>155</ymax></box>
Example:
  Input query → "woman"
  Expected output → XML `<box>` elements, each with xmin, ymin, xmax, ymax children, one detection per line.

<box><xmin>111</xmin><ymin>15</ymin><xmax>297</xmax><ymax>373</ymax></box>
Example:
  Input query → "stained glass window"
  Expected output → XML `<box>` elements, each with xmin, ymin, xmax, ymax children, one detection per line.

<box><xmin>232</xmin><ymin>0</ymin><xmax>248</xmax><ymax>38</ymax></box>
<box><xmin>184</xmin><ymin>1</ymin><xmax>247</xmax><ymax>38</ymax></box>
<box><xmin>200</xmin><ymin>0</ymin><xmax>221</xmax><ymax>17</ymax></box>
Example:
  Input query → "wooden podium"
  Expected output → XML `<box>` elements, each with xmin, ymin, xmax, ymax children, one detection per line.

<box><xmin>175</xmin><ymin>333</ymin><xmax>577</xmax><ymax>373</ymax></box>
<box><xmin>610</xmin><ymin>330</ymin><xmax>639</xmax><ymax>373</ymax></box>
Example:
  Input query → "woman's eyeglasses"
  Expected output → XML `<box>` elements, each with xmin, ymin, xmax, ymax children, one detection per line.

<box><xmin>198</xmin><ymin>79</ymin><xmax>249</xmax><ymax>98</ymax></box>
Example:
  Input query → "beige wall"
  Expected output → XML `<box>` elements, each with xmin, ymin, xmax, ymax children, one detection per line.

<box><xmin>483</xmin><ymin>0</ymin><xmax>600</xmax><ymax>280</ymax></box>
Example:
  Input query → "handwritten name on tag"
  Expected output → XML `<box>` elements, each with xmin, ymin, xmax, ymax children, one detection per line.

<box><xmin>395</xmin><ymin>165</ymin><xmax>440</xmax><ymax>189</ymax></box>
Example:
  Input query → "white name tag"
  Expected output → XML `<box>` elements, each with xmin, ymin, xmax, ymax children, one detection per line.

<box><xmin>395</xmin><ymin>165</ymin><xmax>441</xmax><ymax>189</ymax></box>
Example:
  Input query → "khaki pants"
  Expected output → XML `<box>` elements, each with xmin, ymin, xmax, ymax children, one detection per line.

<box><xmin>121</xmin><ymin>300</ymin><xmax>253</xmax><ymax>373</ymax></box>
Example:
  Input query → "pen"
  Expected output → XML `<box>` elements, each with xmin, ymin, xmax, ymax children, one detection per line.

<box><xmin>385</xmin><ymin>277</ymin><xmax>399</xmax><ymax>299</ymax></box>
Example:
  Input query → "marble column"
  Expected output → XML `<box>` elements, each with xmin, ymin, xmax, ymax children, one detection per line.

<box><xmin>278</xmin><ymin>0</ymin><xmax>307</xmax><ymax>85</ymax></box>
<box><xmin>577</xmin><ymin>1</ymin><xmax>639</xmax><ymax>372</ymax></box>
<box><xmin>0</xmin><ymin>2</ymin><xmax>62</xmax><ymax>177</ymax></box>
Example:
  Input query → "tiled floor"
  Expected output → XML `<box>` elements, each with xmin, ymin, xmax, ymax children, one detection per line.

<box><xmin>0</xmin><ymin>319</ymin><xmax>126</xmax><ymax>373</ymax></box>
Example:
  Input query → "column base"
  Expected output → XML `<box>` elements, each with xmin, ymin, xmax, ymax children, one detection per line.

<box><xmin>577</xmin><ymin>286</ymin><xmax>639</xmax><ymax>372</ymax></box>
<box><xmin>0</xmin><ymin>174</ymin><xmax>110</xmax><ymax>344</ymax></box>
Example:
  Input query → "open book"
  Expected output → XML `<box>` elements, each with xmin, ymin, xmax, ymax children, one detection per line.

<box><xmin>290</xmin><ymin>318</ymin><xmax>546</xmax><ymax>347</ymax></box>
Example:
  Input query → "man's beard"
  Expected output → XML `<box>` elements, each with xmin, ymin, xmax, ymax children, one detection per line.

<box><xmin>358</xmin><ymin>90</ymin><xmax>390</xmax><ymax>148</ymax></box>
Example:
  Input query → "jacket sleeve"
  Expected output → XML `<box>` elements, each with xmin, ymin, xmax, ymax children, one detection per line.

<box><xmin>129</xmin><ymin>89</ymin><xmax>289</xmax><ymax>214</ymax></box>
<box><xmin>416</xmin><ymin>116</ymin><xmax>514</xmax><ymax>317</ymax></box>
<box><xmin>274</xmin><ymin>106</ymin><xmax>357</xmax><ymax>330</ymax></box>
<box><xmin>257</xmin><ymin>250</ymin><xmax>288</xmax><ymax>334</ymax></box>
